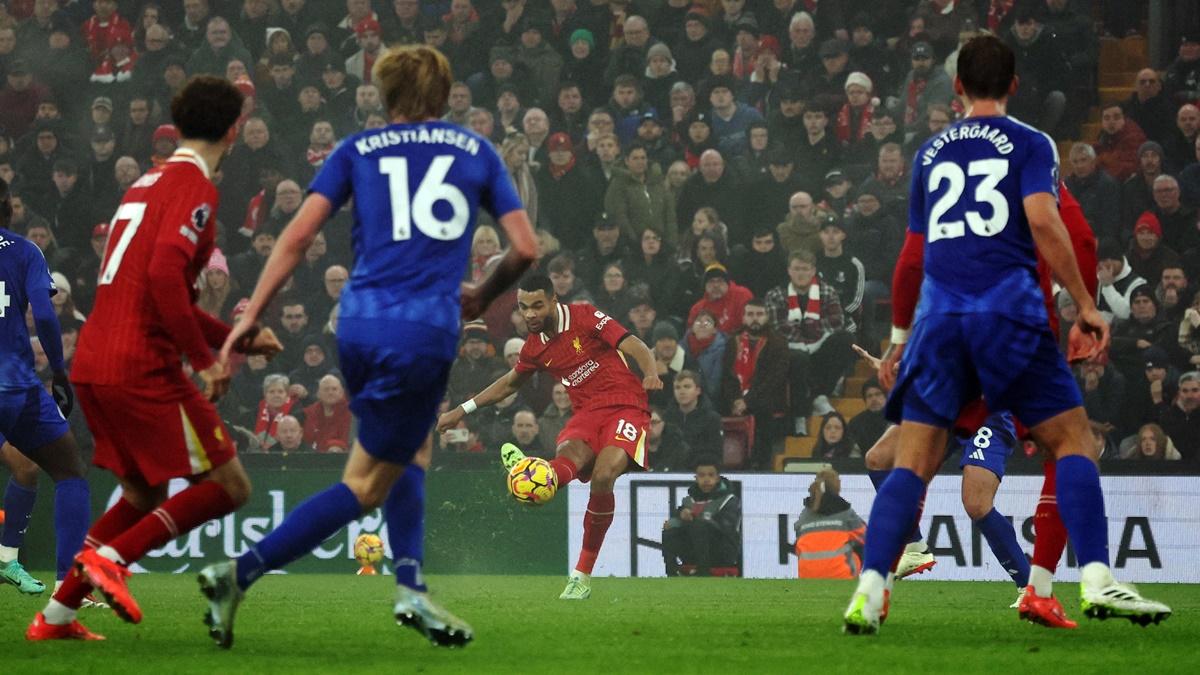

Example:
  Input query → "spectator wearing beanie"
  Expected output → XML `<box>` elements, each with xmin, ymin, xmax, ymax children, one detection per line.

<box><xmin>688</xmin><ymin>263</ymin><xmax>753</xmax><ymax>335</ymax></box>
<box><xmin>836</xmin><ymin>71</ymin><xmax>876</xmax><ymax>144</ymax></box>
<box><xmin>1098</xmin><ymin>237</ymin><xmax>1148</xmax><ymax>323</ymax></box>
<box><xmin>644</xmin><ymin>43</ymin><xmax>684</xmax><ymax>117</ymax></box>
<box><xmin>649</xmin><ymin>320</ymin><xmax>698</xmax><ymax>409</ymax></box>
<box><xmin>1111</xmin><ymin>285</ymin><xmax>1177</xmax><ymax>385</ymax></box>
<box><xmin>1127</xmin><ymin>211</ymin><xmax>1181</xmax><ymax>285</ymax></box>
<box><xmin>447</xmin><ymin>320</ymin><xmax>507</xmax><ymax>407</ymax></box>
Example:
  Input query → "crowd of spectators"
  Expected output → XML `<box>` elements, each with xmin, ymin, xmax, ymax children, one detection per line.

<box><xmin>3</xmin><ymin>1</ymin><xmax>1199</xmax><ymax>469</ymax></box>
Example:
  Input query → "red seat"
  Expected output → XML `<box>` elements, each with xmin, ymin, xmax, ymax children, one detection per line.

<box><xmin>721</xmin><ymin>416</ymin><xmax>755</xmax><ymax>469</ymax></box>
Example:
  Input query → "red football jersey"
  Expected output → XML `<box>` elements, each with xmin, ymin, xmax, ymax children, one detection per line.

<box><xmin>72</xmin><ymin>150</ymin><xmax>220</xmax><ymax>389</ymax></box>
<box><xmin>515</xmin><ymin>303</ymin><xmax>648</xmax><ymax>413</ymax></box>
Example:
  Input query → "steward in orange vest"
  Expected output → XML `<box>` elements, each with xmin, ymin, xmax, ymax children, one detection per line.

<box><xmin>794</xmin><ymin>469</ymin><xmax>865</xmax><ymax>579</ymax></box>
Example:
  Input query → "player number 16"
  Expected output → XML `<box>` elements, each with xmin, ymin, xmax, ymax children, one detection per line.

<box><xmin>380</xmin><ymin>155</ymin><xmax>469</xmax><ymax>242</ymax></box>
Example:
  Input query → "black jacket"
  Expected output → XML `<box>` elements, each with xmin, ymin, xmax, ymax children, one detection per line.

<box><xmin>663</xmin><ymin>400</ymin><xmax>724</xmax><ymax>460</ymax></box>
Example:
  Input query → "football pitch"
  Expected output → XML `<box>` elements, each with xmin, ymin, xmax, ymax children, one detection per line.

<box><xmin>3</xmin><ymin>574</ymin><xmax>1198</xmax><ymax>673</ymax></box>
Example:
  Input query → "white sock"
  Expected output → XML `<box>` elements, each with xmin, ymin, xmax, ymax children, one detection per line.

<box><xmin>885</xmin><ymin>571</ymin><xmax>896</xmax><ymax>592</ymax></box>
<box><xmin>904</xmin><ymin>540</ymin><xmax>927</xmax><ymax>554</ymax></box>
<box><xmin>42</xmin><ymin>599</ymin><xmax>77</xmax><ymax>626</ymax></box>
<box><xmin>1080</xmin><ymin>561</ymin><xmax>1114</xmax><ymax>590</ymax></box>
<box><xmin>97</xmin><ymin>545</ymin><xmax>126</xmax><ymax>565</ymax></box>
<box><xmin>0</xmin><ymin>545</ymin><xmax>18</xmax><ymax>564</ymax></box>
<box><xmin>1029</xmin><ymin>565</ymin><xmax>1054</xmax><ymax>597</ymax></box>
<box><xmin>54</xmin><ymin>579</ymin><xmax>63</xmax><ymax>592</ymax></box>
<box><xmin>570</xmin><ymin>570</ymin><xmax>591</xmax><ymax>583</ymax></box>
<box><xmin>855</xmin><ymin>569</ymin><xmax>885</xmax><ymax>599</ymax></box>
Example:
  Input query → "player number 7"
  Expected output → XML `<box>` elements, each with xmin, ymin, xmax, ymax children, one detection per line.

<box><xmin>98</xmin><ymin>202</ymin><xmax>148</xmax><ymax>285</ymax></box>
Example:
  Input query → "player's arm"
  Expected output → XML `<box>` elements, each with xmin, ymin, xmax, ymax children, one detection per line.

<box><xmin>147</xmin><ymin>244</ymin><xmax>230</xmax><ymax>399</ymax></box>
<box><xmin>436</xmin><ymin>367</ymin><xmax>533</xmax><ymax>432</ymax></box>
<box><xmin>1025</xmin><ymin>191</ymin><xmax>1109</xmax><ymax>350</ymax></box>
<box><xmin>618</xmin><ymin>333</ymin><xmax>663</xmax><ymax>391</ymax></box>
<box><xmin>1059</xmin><ymin>187</ymin><xmax>1099</xmax><ymax>301</ymax></box>
<box><xmin>463</xmin><ymin>209</ymin><xmax>537</xmax><ymax>321</ymax></box>
<box><xmin>880</xmin><ymin>230</ymin><xmax>925</xmax><ymax>388</ymax></box>
<box><xmin>28</xmin><ymin>281</ymin><xmax>72</xmax><ymax>416</ymax></box>
<box><xmin>221</xmin><ymin>193</ymin><xmax>332</xmax><ymax>360</ymax></box>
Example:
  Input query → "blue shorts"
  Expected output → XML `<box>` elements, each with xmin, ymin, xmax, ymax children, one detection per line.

<box><xmin>954</xmin><ymin>411</ymin><xmax>1016</xmax><ymax>479</ymax></box>
<box><xmin>0</xmin><ymin>386</ymin><xmax>69</xmax><ymax>453</ymax></box>
<box><xmin>885</xmin><ymin>312</ymin><xmax>1082</xmax><ymax>429</ymax></box>
<box><xmin>337</xmin><ymin>332</ymin><xmax>453</xmax><ymax>464</ymax></box>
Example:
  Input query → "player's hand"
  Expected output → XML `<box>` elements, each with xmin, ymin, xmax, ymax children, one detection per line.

<box><xmin>221</xmin><ymin>318</ymin><xmax>256</xmax><ymax>364</ymax></box>
<box><xmin>731</xmin><ymin>399</ymin><xmax>747</xmax><ymax>416</ymax></box>
<box><xmin>1075</xmin><ymin>305</ymin><xmax>1111</xmax><ymax>355</ymax></box>
<box><xmin>236</xmin><ymin>326</ymin><xmax>284</xmax><ymax>358</ymax></box>
<box><xmin>51</xmin><ymin>371</ymin><xmax>74</xmax><ymax>418</ymax></box>
<box><xmin>437</xmin><ymin>407</ymin><xmax>465</xmax><ymax>434</ymax></box>
<box><xmin>851</xmin><ymin>344</ymin><xmax>883</xmax><ymax>371</ymax></box>
<box><xmin>879</xmin><ymin>342</ymin><xmax>905</xmax><ymax>390</ymax></box>
<box><xmin>642</xmin><ymin>373</ymin><xmax>664</xmax><ymax>391</ymax></box>
<box><xmin>460</xmin><ymin>282</ymin><xmax>487</xmax><ymax>321</ymax></box>
<box><xmin>199</xmin><ymin>360</ymin><xmax>231</xmax><ymax>402</ymax></box>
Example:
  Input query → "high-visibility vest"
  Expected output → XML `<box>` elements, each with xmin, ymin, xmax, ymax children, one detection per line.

<box><xmin>794</xmin><ymin>507</ymin><xmax>865</xmax><ymax>579</ymax></box>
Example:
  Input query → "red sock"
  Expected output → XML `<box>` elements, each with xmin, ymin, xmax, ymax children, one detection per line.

<box><xmin>1032</xmin><ymin>459</ymin><xmax>1068</xmax><ymax>572</ymax></box>
<box><xmin>550</xmin><ymin>456</ymin><xmax>579</xmax><ymax>486</ymax></box>
<box><xmin>53</xmin><ymin>498</ymin><xmax>148</xmax><ymax>609</ymax></box>
<box><xmin>575</xmin><ymin>491</ymin><xmax>615</xmax><ymax>574</ymax></box>
<box><xmin>106</xmin><ymin>481</ymin><xmax>237</xmax><ymax>564</ymax></box>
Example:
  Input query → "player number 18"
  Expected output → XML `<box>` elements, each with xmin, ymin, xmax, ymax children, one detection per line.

<box><xmin>927</xmin><ymin>159</ymin><xmax>1009</xmax><ymax>242</ymax></box>
<box><xmin>380</xmin><ymin>155</ymin><xmax>469</xmax><ymax>242</ymax></box>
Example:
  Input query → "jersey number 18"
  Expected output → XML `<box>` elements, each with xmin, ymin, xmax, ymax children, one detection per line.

<box><xmin>380</xmin><ymin>155</ymin><xmax>469</xmax><ymax>242</ymax></box>
<box><xmin>927</xmin><ymin>159</ymin><xmax>1010</xmax><ymax>242</ymax></box>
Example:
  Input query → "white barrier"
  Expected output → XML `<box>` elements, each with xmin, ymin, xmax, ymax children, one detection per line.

<box><xmin>567</xmin><ymin>473</ymin><xmax>1200</xmax><ymax>582</ymax></box>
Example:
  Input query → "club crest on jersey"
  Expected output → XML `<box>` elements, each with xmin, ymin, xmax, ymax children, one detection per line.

<box><xmin>191</xmin><ymin>203</ymin><xmax>212</xmax><ymax>232</ymax></box>
<box><xmin>572</xmin><ymin>337</ymin><xmax>583</xmax><ymax>355</ymax></box>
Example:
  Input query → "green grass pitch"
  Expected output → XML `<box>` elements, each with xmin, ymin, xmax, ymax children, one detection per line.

<box><xmin>3</xmin><ymin>574</ymin><xmax>1198</xmax><ymax>673</ymax></box>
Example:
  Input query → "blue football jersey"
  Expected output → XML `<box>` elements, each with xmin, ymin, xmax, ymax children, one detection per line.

<box><xmin>0</xmin><ymin>228</ymin><xmax>56</xmax><ymax>390</ymax></box>
<box><xmin>308</xmin><ymin>121</ymin><xmax>522</xmax><ymax>350</ymax></box>
<box><xmin>908</xmin><ymin>115</ymin><xmax>1059</xmax><ymax>323</ymax></box>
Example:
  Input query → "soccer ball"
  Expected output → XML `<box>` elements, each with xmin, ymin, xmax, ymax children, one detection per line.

<box><xmin>507</xmin><ymin>457</ymin><xmax>558</xmax><ymax>505</ymax></box>
<box><xmin>354</xmin><ymin>533</ymin><xmax>385</xmax><ymax>566</ymax></box>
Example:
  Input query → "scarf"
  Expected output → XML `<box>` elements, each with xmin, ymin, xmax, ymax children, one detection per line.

<box><xmin>786</xmin><ymin>281</ymin><xmax>822</xmax><ymax>324</ymax></box>
<box><xmin>306</xmin><ymin>144</ymin><xmax>333</xmax><ymax>167</ymax></box>
<box><xmin>733</xmin><ymin>332</ymin><xmax>766</xmax><ymax>395</ymax></box>
<box><xmin>987</xmin><ymin>0</ymin><xmax>1015</xmax><ymax>31</ymax></box>
<box><xmin>549</xmin><ymin>154</ymin><xmax>576</xmax><ymax>179</ymax></box>
<box><xmin>836</xmin><ymin>103</ymin><xmax>873</xmax><ymax>143</ymax></box>
<box><xmin>905</xmin><ymin>77</ymin><xmax>930</xmax><ymax>126</ymax></box>
<box><xmin>687</xmin><ymin>332</ymin><xmax>716</xmax><ymax>358</ymax></box>
<box><xmin>255</xmin><ymin>396</ymin><xmax>296</xmax><ymax>438</ymax></box>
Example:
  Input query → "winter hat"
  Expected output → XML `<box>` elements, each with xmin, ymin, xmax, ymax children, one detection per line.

<box><xmin>51</xmin><ymin>271</ymin><xmax>71</xmax><ymax>296</ymax></box>
<box><xmin>547</xmin><ymin>132</ymin><xmax>573</xmax><ymax>152</ymax></box>
<box><xmin>652</xmin><ymin>321</ymin><xmax>679</xmax><ymax>343</ymax></box>
<box><xmin>504</xmin><ymin>337</ymin><xmax>524</xmax><ymax>358</ymax></box>
<box><xmin>1138</xmin><ymin>140</ymin><xmax>1164</xmax><ymax>158</ymax></box>
<box><xmin>153</xmin><ymin>124</ymin><xmax>179</xmax><ymax>142</ymax></box>
<box><xmin>844</xmin><ymin>71</ymin><xmax>873</xmax><ymax>93</ymax></box>
<box><xmin>1134</xmin><ymin>211</ymin><xmax>1163</xmax><ymax>238</ymax></box>
<box><xmin>703</xmin><ymin>263</ymin><xmax>729</xmax><ymax>282</ymax></box>
<box><xmin>206</xmin><ymin>248</ymin><xmax>229</xmax><ymax>276</ymax></box>
<box><xmin>646</xmin><ymin>43</ymin><xmax>673</xmax><ymax>65</ymax></box>
<box><xmin>353</xmin><ymin>17</ymin><xmax>381</xmax><ymax>37</ymax></box>
<box><xmin>569</xmin><ymin>29</ymin><xmax>595</xmax><ymax>50</ymax></box>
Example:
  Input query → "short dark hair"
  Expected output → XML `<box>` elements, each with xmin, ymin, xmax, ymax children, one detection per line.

<box><xmin>171</xmin><ymin>75</ymin><xmax>245</xmax><ymax>143</ymax></box>
<box><xmin>518</xmin><ymin>273</ymin><xmax>555</xmax><ymax>297</ymax></box>
<box><xmin>956</xmin><ymin>35</ymin><xmax>1015</xmax><ymax>100</ymax></box>
<box><xmin>613</xmin><ymin>74</ymin><xmax>641</xmax><ymax>92</ymax></box>
<box><xmin>546</xmin><ymin>254</ymin><xmax>575</xmax><ymax>274</ymax></box>
<box><xmin>745</xmin><ymin>296</ymin><xmax>767</xmax><ymax>310</ymax></box>
<box><xmin>861</xmin><ymin>377</ymin><xmax>884</xmax><ymax>397</ymax></box>
<box><xmin>268</xmin><ymin>53</ymin><xmax>295</xmax><ymax>69</ymax></box>
<box><xmin>693</xmin><ymin>455</ymin><xmax>721</xmax><ymax>472</ymax></box>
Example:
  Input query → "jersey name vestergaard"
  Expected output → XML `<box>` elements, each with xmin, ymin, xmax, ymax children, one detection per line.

<box><xmin>908</xmin><ymin>115</ymin><xmax>1059</xmax><ymax>324</ymax></box>
<box><xmin>515</xmin><ymin>303</ymin><xmax>648</xmax><ymax>413</ymax></box>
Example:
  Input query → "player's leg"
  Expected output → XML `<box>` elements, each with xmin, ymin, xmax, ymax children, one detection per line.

<box><xmin>563</xmin><ymin>444</ymin><xmax>629</xmax><ymax>600</ymax></box>
<box><xmin>959</xmin><ymin>417</ymin><xmax>1030</xmax><ymax>596</ymax></box>
<box><xmin>1</xmin><ymin>442</ymin><xmax>45</xmax><ymax>594</ymax></box>
<box><xmin>1018</xmin><ymin>455</ymin><xmax>1077</xmax><ymax>628</ymax></box>
<box><xmin>845</xmin><ymin>420</ymin><xmax>948</xmax><ymax>634</ymax></box>
<box><xmin>1028</xmin><ymin>407</ymin><xmax>1170</xmax><ymax>624</ymax></box>
<box><xmin>864</xmin><ymin>426</ymin><xmax>933</xmax><ymax>578</ymax></box>
<box><xmin>387</xmin><ymin>440</ymin><xmax>432</xmax><ymax>593</ymax></box>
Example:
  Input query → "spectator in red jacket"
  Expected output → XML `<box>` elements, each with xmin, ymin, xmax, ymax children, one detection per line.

<box><xmin>1094</xmin><ymin>103</ymin><xmax>1148</xmax><ymax>182</ymax></box>
<box><xmin>82</xmin><ymin>0</ymin><xmax>134</xmax><ymax>63</ymax></box>
<box><xmin>302</xmin><ymin>374</ymin><xmax>353</xmax><ymax>453</ymax></box>
<box><xmin>688</xmin><ymin>263</ymin><xmax>753</xmax><ymax>334</ymax></box>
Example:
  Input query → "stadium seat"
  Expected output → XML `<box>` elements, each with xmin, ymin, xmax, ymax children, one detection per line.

<box><xmin>721</xmin><ymin>416</ymin><xmax>755</xmax><ymax>470</ymax></box>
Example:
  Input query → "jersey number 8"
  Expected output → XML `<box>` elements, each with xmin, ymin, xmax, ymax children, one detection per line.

<box><xmin>380</xmin><ymin>155</ymin><xmax>469</xmax><ymax>242</ymax></box>
<box><xmin>927</xmin><ymin>159</ymin><xmax>1009</xmax><ymax>242</ymax></box>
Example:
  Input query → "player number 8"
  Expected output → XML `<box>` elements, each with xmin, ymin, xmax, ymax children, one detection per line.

<box><xmin>380</xmin><ymin>155</ymin><xmax>469</xmax><ymax>242</ymax></box>
<box><xmin>927</xmin><ymin>159</ymin><xmax>1009</xmax><ymax>242</ymax></box>
<box><xmin>973</xmin><ymin>426</ymin><xmax>993</xmax><ymax>449</ymax></box>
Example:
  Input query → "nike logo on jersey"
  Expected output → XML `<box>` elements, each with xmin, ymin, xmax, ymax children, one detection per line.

<box><xmin>544</xmin><ymin>359</ymin><xmax>552</xmax><ymax>367</ymax></box>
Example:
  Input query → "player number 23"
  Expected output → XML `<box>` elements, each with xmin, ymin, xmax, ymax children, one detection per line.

<box><xmin>927</xmin><ymin>159</ymin><xmax>1009</xmax><ymax>242</ymax></box>
<box><xmin>380</xmin><ymin>155</ymin><xmax>469</xmax><ymax>242</ymax></box>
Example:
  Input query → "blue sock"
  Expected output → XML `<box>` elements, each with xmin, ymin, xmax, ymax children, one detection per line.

<box><xmin>868</xmin><ymin>469</ymin><xmax>922</xmax><ymax>544</ymax></box>
<box><xmin>1055</xmin><ymin>455</ymin><xmax>1110</xmax><ymax>567</ymax></box>
<box><xmin>1</xmin><ymin>478</ymin><xmax>37</xmax><ymax>548</ymax></box>
<box><xmin>862</xmin><ymin>468</ymin><xmax>926</xmax><ymax>576</ymax></box>
<box><xmin>386</xmin><ymin>465</ymin><xmax>426</xmax><ymax>592</ymax></box>
<box><xmin>976</xmin><ymin>508</ymin><xmax>1030</xmax><ymax>588</ymax></box>
<box><xmin>236</xmin><ymin>482</ymin><xmax>362</xmax><ymax>591</ymax></box>
<box><xmin>53</xmin><ymin>478</ymin><xmax>90</xmax><ymax>580</ymax></box>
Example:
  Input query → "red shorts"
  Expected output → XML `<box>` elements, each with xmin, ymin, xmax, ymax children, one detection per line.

<box><xmin>955</xmin><ymin>399</ymin><xmax>1030</xmax><ymax>439</ymax></box>
<box><xmin>76</xmin><ymin>382</ymin><xmax>236</xmax><ymax>486</ymax></box>
<box><xmin>556</xmin><ymin>405</ymin><xmax>651</xmax><ymax>470</ymax></box>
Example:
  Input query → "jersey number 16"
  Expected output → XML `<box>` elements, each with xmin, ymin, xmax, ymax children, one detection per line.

<box><xmin>927</xmin><ymin>159</ymin><xmax>1009</xmax><ymax>242</ymax></box>
<box><xmin>380</xmin><ymin>155</ymin><xmax>469</xmax><ymax>242</ymax></box>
